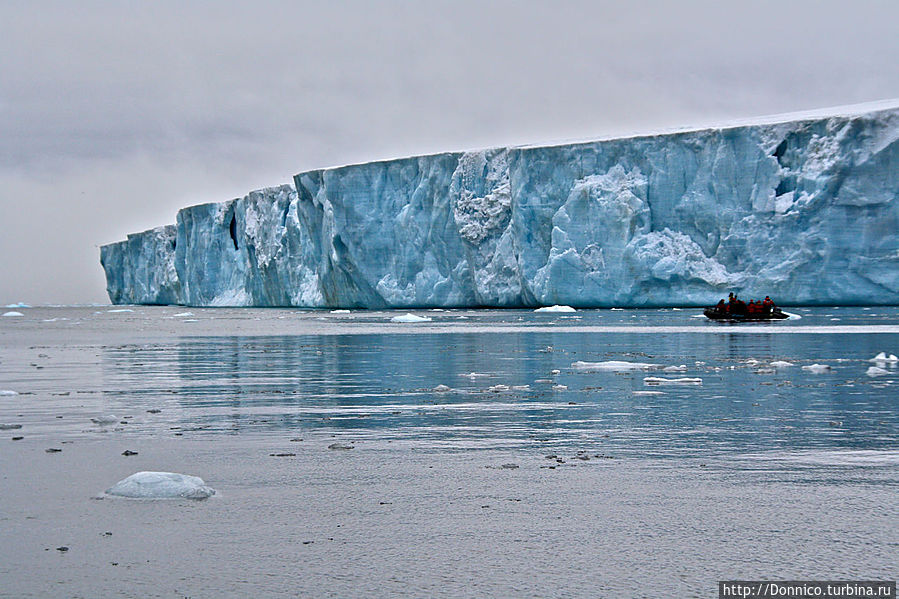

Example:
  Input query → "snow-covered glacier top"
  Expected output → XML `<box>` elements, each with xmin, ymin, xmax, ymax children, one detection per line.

<box><xmin>101</xmin><ymin>102</ymin><xmax>899</xmax><ymax>308</ymax></box>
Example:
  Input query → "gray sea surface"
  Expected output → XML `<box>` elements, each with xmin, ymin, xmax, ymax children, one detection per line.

<box><xmin>1</xmin><ymin>306</ymin><xmax>897</xmax><ymax>597</ymax></box>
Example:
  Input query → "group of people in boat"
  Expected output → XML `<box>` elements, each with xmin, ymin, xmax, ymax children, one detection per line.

<box><xmin>713</xmin><ymin>292</ymin><xmax>777</xmax><ymax>317</ymax></box>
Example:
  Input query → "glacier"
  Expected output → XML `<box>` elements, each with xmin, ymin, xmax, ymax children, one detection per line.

<box><xmin>101</xmin><ymin>102</ymin><xmax>899</xmax><ymax>308</ymax></box>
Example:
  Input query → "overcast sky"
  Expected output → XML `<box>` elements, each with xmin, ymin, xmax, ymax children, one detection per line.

<box><xmin>2</xmin><ymin>0</ymin><xmax>898</xmax><ymax>304</ymax></box>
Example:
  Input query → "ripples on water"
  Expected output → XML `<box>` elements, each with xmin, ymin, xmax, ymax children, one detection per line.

<box><xmin>2</xmin><ymin>306</ymin><xmax>897</xmax><ymax>458</ymax></box>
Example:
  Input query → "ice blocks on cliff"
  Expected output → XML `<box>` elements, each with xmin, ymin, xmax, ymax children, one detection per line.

<box><xmin>100</xmin><ymin>102</ymin><xmax>899</xmax><ymax>307</ymax></box>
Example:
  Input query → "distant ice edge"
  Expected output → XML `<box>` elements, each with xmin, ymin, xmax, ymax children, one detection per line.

<box><xmin>100</xmin><ymin>103</ymin><xmax>899</xmax><ymax>308</ymax></box>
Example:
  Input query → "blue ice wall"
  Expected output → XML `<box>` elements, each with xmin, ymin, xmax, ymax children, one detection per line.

<box><xmin>101</xmin><ymin>104</ymin><xmax>899</xmax><ymax>307</ymax></box>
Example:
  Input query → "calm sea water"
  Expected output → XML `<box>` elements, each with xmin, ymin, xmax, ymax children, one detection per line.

<box><xmin>3</xmin><ymin>306</ymin><xmax>898</xmax><ymax>456</ymax></box>
<box><xmin>1</xmin><ymin>306</ymin><xmax>897</xmax><ymax>597</ymax></box>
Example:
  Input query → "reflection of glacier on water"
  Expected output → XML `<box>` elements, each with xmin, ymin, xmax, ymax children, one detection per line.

<box><xmin>92</xmin><ymin>309</ymin><xmax>899</xmax><ymax>456</ymax></box>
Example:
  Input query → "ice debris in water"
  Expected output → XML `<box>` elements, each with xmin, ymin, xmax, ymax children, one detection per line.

<box><xmin>105</xmin><ymin>471</ymin><xmax>215</xmax><ymax>500</ymax></box>
<box><xmin>3</xmin><ymin>311</ymin><xmax>24</xmax><ymax>317</ymax></box>
<box><xmin>107</xmin><ymin>309</ymin><xmax>134</xmax><ymax>313</ymax></box>
<box><xmin>4</xmin><ymin>303</ymin><xmax>29</xmax><ymax>308</ymax></box>
<box><xmin>534</xmin><ymin>305</ymin><xmax>576</xmax><ymax>313</ymax></box>
<box><xmin>91</xmin><ymin>415</ymin><xmax>119</xmax><ymax>425</ymax></box>
<box><xmin>172</xmin><ymin>312</ymin><xmax>194</xmax><ymax>317</ymax></box>
<box><xmin>663</xmin><ymin>365</ymin><xmax>687</xmax><ymax>372</ymax></box>
<box><xmin>770</xmin><ymin>361</ymin><xmax>795</xmax><ymax>368</ymax></box>
<box><xmin>390</xmin><ymin>313</ymin><xmax>432</xmax><ymax>323</ymax></box>
<box><xmin>330</xmin><ymin>309</ymin><xmax>351</xmax><ymax>314</ymax></box>
<box><xmin>644</xmin><ymin>376</ymin><xmax>703</xmax><ymax>385</ymax></box>
<box><xmin>870</xmin><ymin>352</ymin><xmax>899</xmax><ymax>363</ymax></box>
<box><xmin>433</xmin><ymin>384</ymin><xmax>452</xmax><ymax>392</ymax></box>
<box><xmin>866</xmin><ymin>366</ymin><xmax>890</xmax><ymax>377</ymax></box>
<box><xmin>801</xmin><ymin>364</ymin><xmax>832</xmax><ymax>374</ymax></box>
<box><xmin>571</xmin><ymin>360</ymin><xmax>659</xmax><ymax>372</ymax></box>
<box><xmin>0</xmin><ymin>390</ymin><xmax>19</xmax><ymax>396</ymax></box>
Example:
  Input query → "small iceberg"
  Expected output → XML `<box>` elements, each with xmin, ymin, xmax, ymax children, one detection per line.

<box><xmin>107</xmin><ymin>309</ymin><xmax>134</xmax><ymax>313</ymax></box>
<box><xmin>172</xmin><ymin>312</ymin><xmax>194</xmax><ymax>317</ymax></box>
<box><xmin>662</xmin><ymin>365</ymin><xmax>687</xmax><ymax>372</ymax></box>
<box><xmin>869</xmin><ymin>352</ymin><xmax>899</xmax><ymax>363</ymax></box>
<box><xmin>770</xmin><ymin>361</ymin><xmax>795</xmax><ymax>368</ymax></box>
<box><xmin>3</xmin><ymin>311</ymin><xmax>24</xmax><ymax>317</ymax></box>
<box><xmin>534</xmin><ymin>305</ymin><xmax>576</xmax><ymax>313</ymax></box>
<box><xmin>390</xmin><ymin>313</ymin><xmax>432</xmax><ymax>323</ymax></box>
<box><xmin>866</xmin><ymin>366</ymin><xmax>890</xmax><ymax>377</ymax></box>
<box><xmin>644</xmin><ymin>376</ymin><xmax>702</xmax><ymax>385</ymax></box>
<box><xmin>433</xmin><ymin>384</ymin><xmax>452</xmax><ymax>392</ymax></box>
<box><xmin>801</xmin><ymin>364</ymin><xmax>832</xmax><ymax>374</ymax></box>
<box><xmin>106</xmin><ymin>471</ymin><xmax>215</xmax><ymax>500</ymax></box>
<box><xmin>330</xmin><ymin>309</ymin><xmax>351</xmax><ymax>314</ymax></box>
<box><xmin>4</xmin><ymin>302</ymin><xmax>30</xmax><ymax>308</ymax></box>
<box><xmin>572</xmin><ymin>360</ymin><xmax>659</xmax><ymax>372</ymax></box>
<box><xmin>91</xmin><ymin>414</ymin><xmax>119</xmax><ymax>425</ymax></box>
<box><xmin>0</xmin><ymin>390</ymin><xmax>18</xmax><ymax>396</ymax></box>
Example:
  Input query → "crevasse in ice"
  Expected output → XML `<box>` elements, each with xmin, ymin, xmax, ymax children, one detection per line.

<box><xmin>101</xmin><ymin>102</ymin><xmax>899</xmax><ymax>307</ymax></box>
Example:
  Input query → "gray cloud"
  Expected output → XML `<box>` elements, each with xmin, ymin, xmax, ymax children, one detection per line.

<box><xmin>2</xmin><ymin>0</ymin><xmax>898</xmax><ymax>303</ymax></box>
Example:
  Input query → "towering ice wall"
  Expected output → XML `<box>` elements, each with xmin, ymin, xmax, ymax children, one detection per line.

<box><xmin>101</xmin><ymin>102</ymin><xmax>899</xmax><ymax>307</ymax></box>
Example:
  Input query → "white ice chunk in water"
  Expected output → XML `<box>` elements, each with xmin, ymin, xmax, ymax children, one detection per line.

<box><xmin>390</xmin><ymin>313</ymin><xmax>432</xmax><ymax>323</ymax></box>
<box><xmin>330</xmin><ymin>309</ymin><xmax>351</xmax><ymax>314</ymax></box>
<box><xmin>105</xmin><ymin>471</ymin><xmax>215</xmax><ymax>500</ymax></box>
<box><xmin>172</xmin><ymin>312</ymin><xmax>194</xmax><ymax>317</ymax></box>
<box><xmin>107</xmin><ymin>309</ymin><xmax>134</xmax><ymax>313</ymax></box>
<box><xmin>644</xmin><ymin>376</ymin><xmax>702</xmax><ymax>385</ymax></box>
<box><xmin>534</xmin><ymin>305</ymin><xmax>576</xmax><ymax>313</ymax></box>
<box><xmin>801</xmin><ymin>364</ymin><xmax>831</xmax><ymax>374</ymax></box>
<box><xmin>4</xmin><ymin>303</ymin><xmax>30</xmax><ymax>308</ymax></box>
<box><xmin>572</xmin><ymin>360</ymin><xmax>659</xmax><ymax>372</ymax></box>
<box><xmin>460</xmin><ymin>372</ymin><xmax>490</xmax><ymax>378</ymax></box>
<box><xmin>866</xmin><ymin>366</ymin><xmax>890</xmax><ymax>377</ymax></box>
<box><xmin>91</xmin><ymin>414</ymin><xmax>119</xmax><ymax>425</ymax></box>
<box><xmin>0</xmin><ymin>390</ymin><xmax>19</xmax><ymax>396</ymax></box>
<box><xmin>3</xmin><ymin>311</ymin><xmax>24</xmax><ymax>317</ymax></box>
<box><xmin>433</xmin><ymin>384</ymin><xmax>452</xmax><ymax>392</ymax></box>
<box><xmin>869</xmin><ymin>352</ymin><xmax>899</xmax><ymax>363</ymax></box>
<box><xmin>663</xmin><ymin>365</ymin><xmax>687</xmax><ymax>372</ymax></box>
<box><xmin>770</xmin><ymin>361</ymin><xmax>795</xmax><ymax>368</ymax></box>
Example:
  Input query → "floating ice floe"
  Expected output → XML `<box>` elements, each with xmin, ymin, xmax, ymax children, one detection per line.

<box><xmin>770</xmin><ymin>361</ymin><xmax>795</xmax><ymax>368</ymax></box>
<box><xmin>644</xmin><ymin>376</ymin><xmax>702</xmax><ymax>385</ymax></box>
<box><xmin>866</xmin><ymin>366</ymin><xmax>890</xmax><ymax>377</ymax></box>
<box><xmin>534</xmin><ymin>305</ymin><xmax>576</xmax><ymax>313</ymax></box>
<box><xmin>0</xmin><ymin>390</ymin><xmax>18</xmax><ymax>396</ymax></box>
<box><xmin>552</xmin><ymin>384</ymin><xmax>568</xmax><ymax>390</ymax></box>
<box><xmin>571</xmin><ymin>360</ymin><xmax>659</xmax><ymax>372</ymax></box>
<box><xmin>5</xmin><ymin>303</ymin><xmax>30</xmax><ymax>308</ymax></box>
<box><xmin>105</xmin><ymin>471</ymin><xmax>215</xmax><ymax>500</ymax></box>
<box><xmin>107</xmin><ymin>309</ymin><xmax>134</xmax><ymax>313</ymax></box>
<box><xmin>172</xmin><ymin>312</ymin><xmax>194</xmax><ymax>317</ymax></box>
<box><xmin>869</xmin><ymin>352</ymin><xmax>899</xmax><ymax>363</ymax></box>
<box><xmin>488</xmin><ymin>384</ymin><xmax>510</xmax><ymax>392</ymax></box>
<box><xmin>663</xmin><ymin>365</ymin><xmax>687</xmax><ymax>372</ymax></box>
<box><xmin>91</xmin><ymin>414</ymin><xmax>119</xmax><ymax>425</ymax></box>
<box><xmin>460</xmin><ymin>372</ymin><xmax>490</xmax><ymax>378</ymax></box>
<box><xmin>330</xmin><ymin>309</ymin><xmax>350</xmax><ymax>314</ymax></box>
<box><xmin>390</xmin><ymin>313</ymin><xmax>432</xmax><ymax>323</ymax></box>
<box><xmin>801</xmin><ymin>364</ymin><xmax>832</xmax><ymax>374</ymax></box>
<box><xmin>0</xmin><ymin>423</ymin><xmax>23</xmax><ymax>430</ymax></box>
<box><xmin>433</xmin><ymin>384</ymin><xmax>452</xmax><ymax>392</ymax></box>
<box><xmin>3</xmin><ymin>311</ymin><xmax>24</xmax><ymax>317</ymax></box>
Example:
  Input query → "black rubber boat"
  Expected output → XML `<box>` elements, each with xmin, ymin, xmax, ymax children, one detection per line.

<box><xmin>703</xmin><ymin>307</ymin><xmax>789</xmax><ymax>322</ymax></box>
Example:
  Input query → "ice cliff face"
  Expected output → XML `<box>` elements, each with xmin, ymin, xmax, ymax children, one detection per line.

<box><xmin>101</xmin><ymin>103</ymin><xmax>899</xmax><ymax>307</ymax></box>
